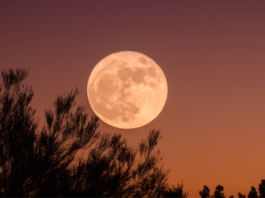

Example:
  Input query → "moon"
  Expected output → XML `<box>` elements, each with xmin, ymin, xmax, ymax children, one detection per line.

<box><xmin>87</xmin><ymin>51</ymin><xmax>168</xmax><ymax>129</ymax></box>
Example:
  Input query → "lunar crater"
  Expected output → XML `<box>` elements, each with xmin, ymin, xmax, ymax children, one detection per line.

<box><xmin>139</xmin><ymin>57</ymin><xmax>147</xmax><ymax>65</ymax></box>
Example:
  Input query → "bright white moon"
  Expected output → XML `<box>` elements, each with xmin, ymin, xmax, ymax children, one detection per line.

<box><xmin>87</xmin><ymin>51</ymin><xmax>168</xmax><ymax>129</ymax></box>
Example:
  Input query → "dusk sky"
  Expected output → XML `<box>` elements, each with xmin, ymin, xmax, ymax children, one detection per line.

<box><xmin>1</xmin><ymin>1</ymin><xmax>265</xmax><ymax>197</ymax></box>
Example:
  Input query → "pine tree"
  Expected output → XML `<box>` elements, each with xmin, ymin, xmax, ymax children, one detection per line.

<box><xmin>0</xmin><ymin>68</ymin><xmax>170</xmax><ymax>197</ymax></box>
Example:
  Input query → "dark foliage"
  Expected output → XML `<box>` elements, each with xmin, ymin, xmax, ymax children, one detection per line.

<box><xmin>68</xmin><ymin>129</ymin><xmax>170</xmax><ymax>197</ymax></box>
<box><xmin>163</xmin><ymin>180</ymin><xmax>188</xmax><ymax>198</ymax></box>
<box><xmin>0</xmin><ymin>69</ymin><xmax>39</xmax><ymax>196</ymax></box>
<box><xmin>199</xmin><ymin>180</ymin><xmax>265</xmax><ymax>198</ymax></box>
<box><xmin>199</xmin><ymin>185</ymin><xmax>210</xmax><ymax>198</ymax></box>
<box><xmin>213</xmin><ymin>185</ymin><xmax>225</xmax><ymax>198</ymax></box>
<box><xmin>259</xmin><ymin>180</ymin><xmax>265</xmax><ymax>198</ymax></box>
<box><xmin>199</xmin><ymin>185</ymin><xmax>225</xmax><ymax>198</ymax></box>
<box><xmin>199</xmin><ymin>185</ymin><xmax>227</xmax><ymax>198</ymax></box>
<box><xmin>0</xmin><ymin>69</ymin><xmax>99</xmax><ymax>196</ymax></box>
<box><xmin>248</xmin><ymin>186</ymin><xmax>258</xmax><ymax>198</ymax></box>
<box><xmin>0</xmin><ymin>68</ymin><xmax>170</xmax><ymax>197</ymax></box>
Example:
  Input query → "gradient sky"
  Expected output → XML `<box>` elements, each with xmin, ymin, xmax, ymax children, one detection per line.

<box><xmin>1</xmin><ymin>1</ymin><xmax>265</xmax><ymax>197</ymax></box>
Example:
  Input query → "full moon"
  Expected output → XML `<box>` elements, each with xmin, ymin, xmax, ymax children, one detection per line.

<box><xmin>87</xmin><ymin>51</ymin><xmax>168</xmax><ymax>129</ymax></box>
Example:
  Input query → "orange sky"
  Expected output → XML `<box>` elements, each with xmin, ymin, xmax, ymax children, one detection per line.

<box><xmin>1</xmin><ymin>1</ymin><xmax>265</xmax><ymax>197</ymax></box>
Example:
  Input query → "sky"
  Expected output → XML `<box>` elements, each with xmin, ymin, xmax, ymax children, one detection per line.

<box><xmin>1</xmin><ymin>0</ymin><xmax>265</xmax><ymax>197</ymax></box>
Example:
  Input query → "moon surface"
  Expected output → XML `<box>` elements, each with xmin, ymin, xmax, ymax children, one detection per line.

<box><xmin>87</xmin><ymin>51</ymin><xmax>168</xmax><ymax>129</ymax></box>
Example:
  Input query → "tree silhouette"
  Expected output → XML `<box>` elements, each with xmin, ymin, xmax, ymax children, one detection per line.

<box><xmin>163</xmin><ymin>180</ymin><xmax>188</xmax><ymax>198</ymax></box>
<box><xmin>259</xmin><ymin>180</ymin><xmax>265</xmax><ymax>198</ymax></box>
<box><xmin>199</xmin><ymin>185</ymin><xmax>210</xmax><ymax>198</ymax></box>
<box><xmin>239</xmin><ymin>192</ymin><xmax>246</xmax><ymax>198</ymax></box>
<box><xmin>68</xmin><ymin>129</ymin><xmax>170</xmax><ymax>197</ymax></box>
<box><xmin>0</xmin><ymin>69</ymin><xmax>39</xmax><ymax>196</ymax></box>
<box><xmin>0</xmin><ymin>69</ymin><xmax>100</xmax><ymax>196</ymax></box>
<box><xmin>0</xmin><ymin>68</ymin><xmax>170</xmax><ymax>197</ymax></box>
<box><xmin>213</xmin><ymin>185</ymin><xmax>225</xmax><ymax>198</ymax></box>
<box><xmin>248</xmin><ymin>186</ymin><xmax>258</xmax><ymax>198</ymax></box>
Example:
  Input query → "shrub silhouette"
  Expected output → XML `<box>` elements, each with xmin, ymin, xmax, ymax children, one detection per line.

<box><xmin>213</xmin><ymin>185</ymin><xmax>225</xmax><ymax>198</ymax></box>
<box><xmin>0</xmin><ymin>68</ymin><xmax>170</xmax><ymax>197</ymax></box>
<box><xmin>248</xmin><ymin>186</ymin><xmax>258</xmax><ymax>198</ymax></box>
<box><xmin>239</xmin><ymin>192</ymin><xmax>246</xmax><ymax>198</ymax></box>
<box><xmin>199</xmin><ymin>185</ymin><xmax>227</xmax><ymax>198</ymax></box>
<box><xmin>163</xmin><ymin>180</ymin><xmax>188</xmax><ymax>198</ymax></box>
<box><xmin>199</xmin><ymin>181</ymin><xmax>265</xmax><ymax>198</ymax></box>
<box><xmin>199</xmin><ymin>185</ymin><xmax>210</xmax><ymax>198</ymax></box>
<box><xmin>68</xmin><ymin>129</ymin><xmax>170</xmax><ymax>197</ymax></box>
<box><xmin>259</xmin><ymin>180</ymin><xmax>265</xmax><ymax>198</ymax></box>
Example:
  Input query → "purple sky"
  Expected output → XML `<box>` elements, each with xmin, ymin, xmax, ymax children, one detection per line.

<box><xmin>1</xmin><ymin>1</ymin><xmax>265</xmax><ymax>196</ymax></box>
